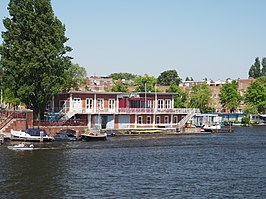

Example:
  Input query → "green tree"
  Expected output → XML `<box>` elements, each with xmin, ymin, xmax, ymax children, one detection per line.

<box><xmin>262</xmin><ymin>57</ymin><xmax>266</xmax><ymax>76</ymax></box>
<box><xmin>157</xmin><ymin>69</ymin><xmax>181</xmax><ymax>86</ymax></box>
<box><xmin>0</xmin><ymin>0</ymin><xmax>72</xmax><ymax>120</ymax></box>
<box><xmin>185</xmin><ymin>77</ymin><xmax>194</xmax><ymax>81</ymax></box>
<box><xmin>219</xmin><ymin>80</ymin><xmax>242</xmax><ymax>113</ymax></box>
<box><xmin>243</xmin><ymin>103</ymin><xmax>258</xmax><ymax>114</ymax></box>
<box><xmin>109</xmin><ymin>73</ymin><xmax>137</xmax><ymax>81</ymax></box>
<box><xmin>241</xmin><ymin>116</ymin><xmax>250</xmax><ymax>125</ymax></box>
<box><xmin>244</xmin><ymin>76</ymin><xmax>266</xmax><ymax>113</ymax></box>
<box><xmin>111</xmin><ymin>80</ymin><xmax>129</xmax><ymax>92</ymax></box>
<box><xmin>166</xmin><ymin>83</ymin><xmax>187</xmax><ymax>108</ymax></box>
<box><xmin>187</xmin><ymin>83</ymin><xmax>211</xmax><ymax>112</ymax></box>
<box><xmin>63</xmin><ymin>63</ymin><xmax>87</xmax><ymax>91</ymax></box>
<box><xmin>134</xmin><ymin>74</ymin><xmax>157</xmax><ymax>92</ymax></box>
<box><xmin>248</xmin><ymin>57</ymin><xmax>261</xmax><ymax>78</ymax></box>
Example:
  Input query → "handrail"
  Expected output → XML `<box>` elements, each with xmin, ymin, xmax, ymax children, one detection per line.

<box><xmin>176</xmin><ymin>109</ymin><xmax>199</xmax><ymax>131</ymax></box>
<box><xmin>0</xmin><ymin>112</ymin><xmax>15</xmax><ymax>132</ymax></box>
<box><xmin>55</xmin><ymin>107</ymin><xmax>199</xmax><ymax>115</ymax></box>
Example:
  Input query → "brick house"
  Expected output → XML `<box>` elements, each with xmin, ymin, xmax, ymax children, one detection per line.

<box><xmin>48</xmin><ymin>91</ymin><xmax>199</xmax><ymax>131</ymax></box>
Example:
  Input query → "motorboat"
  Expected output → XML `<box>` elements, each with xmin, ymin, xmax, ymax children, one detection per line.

<box><xmin>80</xmin><ymin>132</ymin><xmax>107</xmax><ymax>141</ymax></box>
<box><xmin>202</xmin><ymin>123</ymin><xmax>221</xmax><ymax>132</ymax></box>
<box><xmin>53</xmin><ymin>129</ymin><xmax>77</xmax><ymax>141</ymax></box>
<box><xmin>7</xmin><ymin>142</ymin><xmax>34</xmax><ymax>150</ymax></box>
<box><xmin>11</xmin><ymin>128</ymin><xmax>54</xmax><ymax>142</ymax></box>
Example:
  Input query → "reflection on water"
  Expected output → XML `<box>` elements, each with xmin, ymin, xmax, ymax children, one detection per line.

<box><xmin>1</xmin><ymin>127</ymin><xmax>266</xmax><ymax>198</ymax></box>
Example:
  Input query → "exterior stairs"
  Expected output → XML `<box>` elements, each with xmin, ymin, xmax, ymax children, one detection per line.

<box><xmin>59</xmin><ymin>111</ymin><xmax>76</xmax><ymax>121</ymax></box>
<box><xmin>176</xmin><ymin>108</ymin><xmax>200</xmax><ymax>132</ymax></box>
<box><xmin>0</xmin><ymin>112</ymin><xmax>15</xmax><ymax>134</ymax></box>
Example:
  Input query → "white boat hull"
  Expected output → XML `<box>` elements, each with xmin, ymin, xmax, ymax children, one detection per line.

<box><xmin>11</xmin><ymin>129</ymin><xmax>54</xmax><ymax>142</ymax></box>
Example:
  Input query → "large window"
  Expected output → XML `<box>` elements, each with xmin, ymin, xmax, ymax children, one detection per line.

<box><xmin>164</xmin><ymin>116</ymin><xmax>169</xmax><ymax>124</ymax></box>
<box><xmin>97</xmin><ymin>98</ymin><xmax>104</xmax><ymax>110</ymax></box>
<box><xmin>147</xmin><ymin>100</ymin><xmax>152</xmax><ymax>108</ymax></box>
<box><xmin>108</xmin><ymin>99</ymin><xmax>115</xmax><ymax>110</ymax></box>
<box><xmin>86</xmin><ymin>98</ymin><xmax>93</xmax><ymax>110</ymax></box>
<box><xmin>147</xmin><ymin>116</ymin><xmax>151</xmax><ymax>124</ymax></box>
<box><xmin>59</xmin><ymin>100</ymin><xmax>66</xmax><ymax>110</ymax></box>
<box><xmin>138</xmin><ymin>116</ymin><xmax>142</xmax><ymax>124</ymax></box>
<box><xmin>165</xmin><ymin>99</ymin><xmax>171</xmax><ymax>109</ymax></box>
<box><xmin>156</xmin><ymin>116</ymin><xmax>160</xmax><ymax>124</ymax></box>
<box><xmin>173</xmin><ymin>116</ymin><xmax>178</xmax><ymax>123</ymax></box>
<box><xmin>158</xmin><ymin>99</ymin><xmax>164</xmax><ymax>109</ymax></box>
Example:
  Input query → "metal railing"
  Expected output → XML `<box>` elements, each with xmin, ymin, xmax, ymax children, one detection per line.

<box><xmin>34</xmin><ymin>119</ymin><xmax>87</xmax><ymax>127</ymax></box>
<box><xmin>0</xmin><ymin>110</ymin><xmax>27</xmax><ymax>133</ymax></box>
<box><xmin>54</xmin><ymin>106</ymin><xmax>200</xmax><ymax>115</ymax></box>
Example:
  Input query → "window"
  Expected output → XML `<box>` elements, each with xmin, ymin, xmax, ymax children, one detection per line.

<box><xmin>97</xmin><ymin>98</ymin><xmax>104</xmax><ymax>110</ymax></box>
<box><xmin>138</xmin><ymin>116</ymin><xmax>142</xmax><ymax>124</ymax></box>
<box><xmin>147</xmin><ymin>116</ymin><xmax>151</xmax><ymax>124</ymax></box>
<box><xmin>147</xmin><ymin>100</ymin><xmax>152</xmax><ymax>108</ymax></box>
<box><xmin>156</xmin><ymin>116</ymin><xmax>160</xmax><ymax>124</ymax></box>
<box><xmin>158</xmin><ymin>99</ymin><xmax>164</xmax><ymax>109</ymax></box>
<box><xmin>108</xmin><ymin>99</ymin><xmax>115</xmax><ymax>110</ymax></box>
<box><xmin>164</xmin><ymin>116</ymin><xmax>169</xmax><ymax>124</ymax></box>
<box><xmin>86</xmin><ymin>98</ymin><xmax>93</xmax><ymax>110</ymax></box>
<box><xmin>173</xmin><ymin>116</ymin><xmax>178</xmax><ymax>123</ymax></box>
<box><xmin>59</xmin><ymin>100</ymin><xmax>66</xmax><ymax>110</ymax></box>
<box><xmin>165</xmin><ymin>99</ymin><xmax>171</xmax><ymax>109</ymax></box>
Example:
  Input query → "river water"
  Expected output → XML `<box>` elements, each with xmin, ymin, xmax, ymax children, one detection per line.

<box><xmin>0</xmin><ymin>126</ymin><xmax>266</xmax><ymax>199</ymax></box>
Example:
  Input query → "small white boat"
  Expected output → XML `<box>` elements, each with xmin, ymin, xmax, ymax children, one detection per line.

<box><xmin>7</xmin><ymin>142</ymin><xmax>34</xmax><ymax>151</ymax></box>
<box><xmin>203</xmin><ymin>123</ymin><xmax>221</xmax><ymax>132</ymax></box>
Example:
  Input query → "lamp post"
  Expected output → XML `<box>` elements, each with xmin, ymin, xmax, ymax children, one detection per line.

<box><xmin>145</xmin><ymin>83</ymin><xmax>147</xmax><ymax>112</ymax></box>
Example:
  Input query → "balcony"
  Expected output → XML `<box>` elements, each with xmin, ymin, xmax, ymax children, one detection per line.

<box><xmin>52</xmin><ymin>106</ymin><xmax>199</xmax><ymax>116</ymax></box>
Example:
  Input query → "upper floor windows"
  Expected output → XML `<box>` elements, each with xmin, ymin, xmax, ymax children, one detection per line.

<box><xmin>158</xmin><ymin>99</ymin><xmax>164</xmax><ymax>109</ymax></box>
<box><xmin>97</xmin><ymin>98</ymin><xmax>104</xmax><ymax>110</ymax></box>
<box><xmin>109</xmin><ymin>99</ymin><xmax>115</xmax><ymax>110</ymax></box>
<box><xmin>165</xmin><ymin>99</ymin><xmax>171</xmax><ymax>109</ymax></box>
<box><xmin>86</xmin><ymin>98</ymin><xmax>93</xmax><ymax>110</ymax></box>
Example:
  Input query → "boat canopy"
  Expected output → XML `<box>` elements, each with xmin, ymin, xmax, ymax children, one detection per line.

<box><xmin>22</xmin><ymin>128</ymin><xmax>47</xmax><ymax>136</ymax></box>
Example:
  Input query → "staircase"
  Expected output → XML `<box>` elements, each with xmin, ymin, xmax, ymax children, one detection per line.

<box><xmin>176</xmin><ymin>108</ymin><xmax>200</xmax><ymax>132</ymax></box>
<box><xmin>0</xmin><ymin>112</ymin><xmax>15</xmax><ymax>134</ymax></box>
<box><xmin>57</xmin><ymin>101</ymin><xmax>76</xmax><ymax>121</ymax></box>
<box><xmin>59</xmin><ymin>111</ymin><xmax>76</xmax><ymax>121</ymax></box>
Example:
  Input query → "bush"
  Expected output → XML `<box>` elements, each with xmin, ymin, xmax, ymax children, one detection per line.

<box><xmin>241</xmin><ymin>116</ymin><xmax>250</xmax><ymax>124</ymax></box>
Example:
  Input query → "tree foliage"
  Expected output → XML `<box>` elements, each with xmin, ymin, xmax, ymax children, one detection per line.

<box><xmin>218</xmin><ymin>80</ymin><xmax>242</xmax><ymax>113</ymax></box>
<box><xmin>0</xmin><ymin>0</ymin><xmax>72</xmax><ymax>119</ymax></box>
<box><xmin>187</xmin><ymin>83</ymin><xmax>211</xmax><ymax>112</ymax></box>
<box><xmin>262</xmin><ymin>57</ymin><xmax>266</xmax><ymax>76</ymax></box>
<box><xmin>157</xmin><ymin>69</ymin><xmax>181</xmax><ymax>86</ymax></box>
<box><xmin>134</xmin><ymin>74</ymin><xmax>157</xmax><ymax>92</ymax></box>
<box><xmin>109</xmin><ymin>72</ymin><xmax>137</xmax><ymax>81</ymax></box>
<box><xmin>166</xmin><ymin>83</ymin><xmax>187</xmax><ymax>108</ymax></box>
<box><xmin>111</xmin><ymin>80</ymin><xmax>129</xmax><ymax>92</ymax></box>
<box><xmin>243</xmin><ymin>103</ymin><xmax>258</xmax><ymax>114</ymax></box>
<box><xmin>185</xmin><ymin>77</ymin><xmax>194</xmax><ymax>81</ymax></box>
<box><xmin>63</xmin><ymin>63</ymin><xmax>87</xmax><ymax>91</ymax></box>
<box><xmin>244</xmin><ymin>76</ymin><xmax>266</xmax><ymax>113</ymax></box>
<box><xmin>248</xmin><ymin>57</ymin><xmax>262</xmax><ymax>78</ymax></box>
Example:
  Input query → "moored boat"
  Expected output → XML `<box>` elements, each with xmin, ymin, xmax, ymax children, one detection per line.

<box><xmin>80</xmin><ymin>132</ymin><xmax>107</xmax><ymax>141</ymax></box>
<box><xmin>11</xmin><ymin>128</ymin><xmax>54</xmax><ymax>142</ymax></box>
<box><xmin>7</xmin><ymin>142</ymin><xmax>34</xmax><ymax>150</ymax></box>
<box><xmin>202</xmin><ymin>123</ymin><xmax>221</xmax><ymax>132</ymax></box>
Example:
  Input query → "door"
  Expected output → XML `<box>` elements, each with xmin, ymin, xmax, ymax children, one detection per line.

<box><xmin>118</xmin><ymin>115</ymin><xmax>130</xmax><ymax>129</ymax></box>
<box><xmin>73</xmin><ymin>98</ymin><xmax>82</xmax><ymax>112</ymax></box>
<box><xmin>106</xmin><ymin>115</ymin><xmax>114</xmax><ymax>129</ymax></box>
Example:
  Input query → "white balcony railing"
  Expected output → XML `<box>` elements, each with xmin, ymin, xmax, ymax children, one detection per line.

<box><xmin>58</xmin><ymin>105</ymin><xmax>200</xmax><ymax>115</ymax></box>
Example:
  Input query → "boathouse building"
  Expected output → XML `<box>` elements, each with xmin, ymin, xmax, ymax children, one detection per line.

<box><xmin>48</xmin><ymin>91</ymin><xmax>199</xmax><ymax>131</ymax></box>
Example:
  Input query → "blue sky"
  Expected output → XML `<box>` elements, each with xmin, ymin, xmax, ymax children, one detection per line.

<box><xmin>1</xmin><ymin>0</ymin><xmax>266</xmax><ymax>81</ymax></box>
